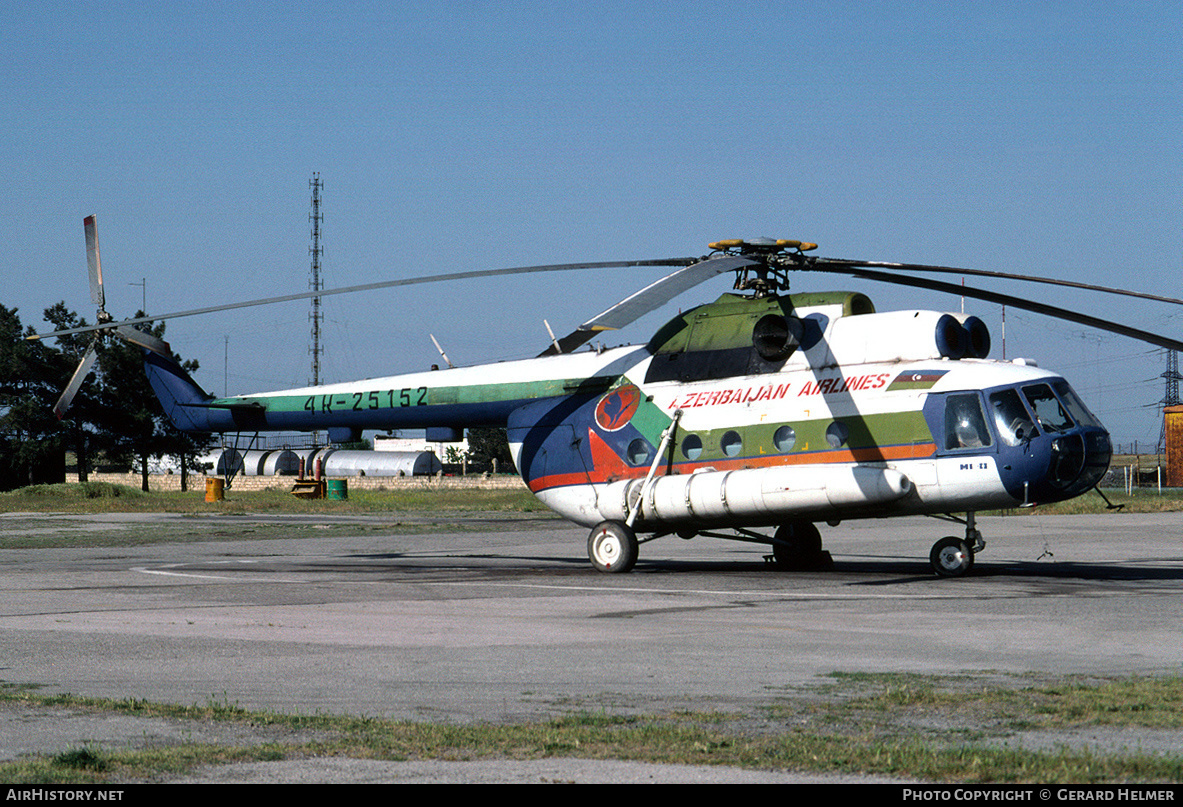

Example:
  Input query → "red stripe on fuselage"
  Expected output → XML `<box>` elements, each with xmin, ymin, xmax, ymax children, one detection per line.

<box><xmin>523</xmin><ymin>430</ymin><xmax>937</xmax><ymax>494</ymax></box>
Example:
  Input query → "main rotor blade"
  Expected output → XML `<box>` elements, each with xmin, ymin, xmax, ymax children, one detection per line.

<box><xmin>814</xmin><ymin>257</ymin><xmax>1183</xmax><ymax>308</ymax></box>
<box><xmin>114</xmin><ymin>324</ymin><xmax>172</xmax><ymax>357</ymax></box>
<box><xmin>805</xmin><ymin>264</ymin><xmax>1183</xmax><ymax>353</ymax></box>
<box><xmin>53</xmin><ymin>341</ymin><xmax>99</xmax><ymax>420</ymax></box>
<box><xmin>539</xmin><ymin>254</ymin><xmax>759</xmax><ymax>355</ymax></box>
<box><xmin>28</xmin><ymin>257</ymin><xmax>698</xmax><ymax>342</ymax></box>
<box><xmin>84</xmin><ymin>215</ymin><xmax>105</xmax><ymax>311</ymax></box>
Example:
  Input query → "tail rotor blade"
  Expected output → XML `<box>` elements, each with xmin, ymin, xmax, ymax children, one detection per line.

<box><xmin>84</xmin><ymin>215</ymin><xmax>106</xmax><ymax>313</ymax></box>
<box><xmin>53</xmin><ymin>341</ymin><xmax>99</xmax><ymax>420</ymax></box>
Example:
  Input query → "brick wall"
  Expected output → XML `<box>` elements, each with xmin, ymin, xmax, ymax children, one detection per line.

<box><xmin>82</xmin><ymin>472</ymin><xmax>527</xmax><ymax>493</ymax></box>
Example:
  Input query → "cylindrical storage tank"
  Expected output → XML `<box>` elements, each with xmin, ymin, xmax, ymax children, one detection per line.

<box><xmin>291</xmin><ymin>449</ymin><xmax>316</xmax><ymax>477</ymax></box>
<box><xmin>261</xmin><ymin>449</ymin><xmax>301</xmax><ymax>476</ymax></box>
<box><xmin>215</xmin><ymin>450</ymin><xmax>244</xmax><ymax>476</ymax></box>
<box><xmin>321</xmin><ymin>450</ymin><xmax>442</xmax><ymax>477</ymax></box>
<box><xmin>241</xmin><ymin>450</ymin><xmax>269</xmax><ymax>476</ymax></box>
<box><xmin>307</xmin><ymin>448</ymin><xmax>335</xmax><ymax>479</ymax></box>
<box><xmin>407</xmin><ymin>451</ymin><xmax>444</xmax><ymax>476</ymax></box>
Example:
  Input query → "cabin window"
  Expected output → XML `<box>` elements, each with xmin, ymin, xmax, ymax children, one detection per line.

<box><xmin>943</xmin><ymin>393</ymin><xmax>993</xmax><ymax>450</ymax></box>
<box><xmin>681</xmin><ymin>434</ymin><xmax>703</xmax><ymax>460</ymax></box>
<box><xmin>989</xmin><ymin>388</ymin><xmax>1037</xmax><ymax>446</ymax></box>
<box><xmin>1022</xmin><ymin>384</ymin><xmax>1073</xmax><ymax>433</ymax></box>
<box><xmin>825</xmin><ymin>421</ymin><xmax>850</xmax><ymax>449</ymax></box>
<box><xmin>720</xmin><ymin>430</ymin><xmax>743</xmax><ymax>457</ymax></box>
<box><xmin>1052</xmin><ymin>380</ymin><xmax>1102</xmax><ymax>428</ymax></box>
<box><xmin>773</xmin><ymin>425</ymin><xmax>796</xmax><ymax>452</ymax></box>
<box><xmin>626</xmin><ymin>439</ymin><xmax>650</xmax><ymax>465</ymax></box>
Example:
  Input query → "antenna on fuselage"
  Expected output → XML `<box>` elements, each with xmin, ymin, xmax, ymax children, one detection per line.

<box><xmin>430</xmin><ymin>334</ymin><xmax>454</xmax><ymax>368</ymax></box>
<box><xmin>544</xmin><ymin>320</ymin><xmax>562</xmax><ymax>354</ymax></box>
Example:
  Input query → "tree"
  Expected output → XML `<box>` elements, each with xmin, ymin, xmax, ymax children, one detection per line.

<box><xmin>88</xmin><ymin>313</ymin><xmax>213</xmax><ymax>491</ymax></box>
<box><xmin>467</xmin><ymin>426</ymin><xmax>515</xmax><ymax>473</ymax></box>
<box><xmin>0</xmin><ymin>305</ymin><xmax>67</xmax><ymax>489</ymax></box>
<box><xmin>0</xmin><ymin>303</ymin><xmax>214</xmax><ymax>492</ymax></box>
<box><xmin>41</xmin><ymin>303</ymin><xmax>99</xmax><ymax>481</ymax></box>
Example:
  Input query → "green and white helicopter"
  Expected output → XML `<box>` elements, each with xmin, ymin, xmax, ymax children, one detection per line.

<box><xmin>40</xmin><ymin>217</ymin><xmax>1183</xmax><ymax>577</ymax></box>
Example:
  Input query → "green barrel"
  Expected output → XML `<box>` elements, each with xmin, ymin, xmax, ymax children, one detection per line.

<box><xmin>326</xmin><ymin>479</ymin><xmax>349</xmax><ymax>500</ymax></box>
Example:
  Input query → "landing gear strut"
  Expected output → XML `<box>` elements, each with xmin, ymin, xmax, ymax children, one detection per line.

<box><xmin>929</xmin><ymin>512</ymin><xmax>985</xmax><ymax>578</ymax></box>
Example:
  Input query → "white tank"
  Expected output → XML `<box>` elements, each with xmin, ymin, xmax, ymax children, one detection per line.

<box><xmin>261</xmin><ymin>450</ymin><xmax>300</xmax><ymax>476</ymax></box>
<box><xmin>214</xmin><ymin>450</ymin><xmax>244</xmax><ymax>476</ymax></box>
<box><xmin>240</xmin><ymin>450</ymin><xmax>269</xmax><ymax>476</ymax></box>
<box><xmin>320</xmin><ymin>450</ymin><xmax>442</xmax><ymax>477</ymax></box>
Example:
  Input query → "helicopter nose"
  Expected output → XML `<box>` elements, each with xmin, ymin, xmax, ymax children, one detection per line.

<box><xmin>1044</xmin><ymin>429</ymin><xmax>1112</xmax><ymax>497</ymax></box>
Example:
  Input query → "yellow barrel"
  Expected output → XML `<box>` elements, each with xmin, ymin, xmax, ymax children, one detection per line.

<box><xmin>205</xmin><ymin>477</ymin><xmax>224</xmax><ymax>502</ymax></box>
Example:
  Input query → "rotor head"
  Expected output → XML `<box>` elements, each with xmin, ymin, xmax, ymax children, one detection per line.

<box><xmin>707</xmin><ymin>238</ymin><xmax>818</xmax><ymax>296</ymax></box>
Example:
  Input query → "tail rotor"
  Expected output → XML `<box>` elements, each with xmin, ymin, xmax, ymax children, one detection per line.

<box><xmin>51</xmin><ymin>215</ymin><xmax>172</xmax><ymax>419</ymax></box>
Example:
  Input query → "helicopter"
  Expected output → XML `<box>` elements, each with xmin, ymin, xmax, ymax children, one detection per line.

<box><xmin>36</xmin><ymin>217</ymin><xmax>1183</xmax><ymax>578</ymax></box>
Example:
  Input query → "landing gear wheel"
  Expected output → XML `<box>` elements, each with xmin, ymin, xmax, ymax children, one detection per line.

<box><xmin>772</xmin><ymin>521</ymin><xmax>826</xmax><ymax>570</ymax></box>
<box><xmin>930</xmin><ymin>536</ymin><xmax>974</xmax><ymax>577</ymax></box>
<box><xmin>588</xmin><ymin>520</ymin><xmax>638</xmax><ymax>573</ymax></box>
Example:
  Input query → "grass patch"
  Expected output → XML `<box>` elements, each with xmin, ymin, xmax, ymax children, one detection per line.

<box><xmin>1028</xmin><ymin>677</ymin><xmax>1183</xmax><ymax>729</ymax></box>
<box><xmin>803</xmin><ymin>672</ymin><xmax>1183</xmax><ymax>741</ymax></box>
<box><xmin>2</xmin><ymin>482</ymin><xmax>150</xmax><ymax>507</ymax></box>
<box><xmin>53</xmin><ymin>746</ymin><xmax>109</xmax><ymax>772</ymax></box>
<box><xmin>1002</xmin><ymin>488</ymin><xmax>1183</xmax><ymax>516</ymax></box>
<box><xmin>0</xmin><ymin>483</ymin><xmax>543</xmax><ymax>515</ymax></box>
<box><xmin>964</xmin><ymin>486</ymin><xmax>1183</xmax><ymax>517</ymax></box>
<box><xmin>2</xmin><ymin>674</ymin><xmax>1182</xmax><ymax>784</ymax></box>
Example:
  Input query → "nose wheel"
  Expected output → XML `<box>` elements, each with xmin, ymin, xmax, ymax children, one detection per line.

<box><xmin>930</xmin><ymin>536</ymin><xmax>974</xmax><ymax>577</ymax></box>
<box><xmin>929</xmin><ymin>513</ymin><xmax>985</xmax><ymax>577</ymax></box>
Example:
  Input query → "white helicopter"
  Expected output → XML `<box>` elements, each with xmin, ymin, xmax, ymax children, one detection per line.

<box><xmin>39</xmin><ymin>218</ymin><xmax>1183</xmax><ymax>577</ymax></box>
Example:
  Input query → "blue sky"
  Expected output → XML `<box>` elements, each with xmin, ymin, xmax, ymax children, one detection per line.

<box><xmin>3</xmin><ymin>1</ymin><xmax>1180</xmax><ymax>449</ymax></box>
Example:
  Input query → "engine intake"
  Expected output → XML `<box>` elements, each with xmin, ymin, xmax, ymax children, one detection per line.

<box><xmin>936</xmin><ymin>314</ymin><xmax>991</xmax><ymax>360</ymax></box>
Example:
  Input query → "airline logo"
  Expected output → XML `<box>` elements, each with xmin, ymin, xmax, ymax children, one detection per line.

<box><xmin>595</xmin><ymin>385</ymin><xmax>642</xmax><ymax>431</ymax></box>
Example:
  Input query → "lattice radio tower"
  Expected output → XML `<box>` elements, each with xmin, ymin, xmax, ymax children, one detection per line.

<box><xmin>309</xmin><ymin>173</ymin><xmax>324</xmax><ymax>387</ymax></box>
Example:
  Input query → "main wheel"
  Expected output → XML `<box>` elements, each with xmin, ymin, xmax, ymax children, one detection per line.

<box><xmin>930</xmin><ymin>536</ymin><xmax>974</xmax><ymax>577</ymax></box>
<box><xmin>588</xmin><ymin>520</ymin><xmax>638</xmax><ymax>573</ymax></box>
<box><xmin>772</xmin><ymin>521</ymin><xmax>824</xmax><ymax>569</ymax></box>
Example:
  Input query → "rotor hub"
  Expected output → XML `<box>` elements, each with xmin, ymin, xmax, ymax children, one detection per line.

<box><xmin>708</xmin><ymin>238</ymin><xmax>818</xmax><ymax>296</ymax></box>
<box><xmin>708</xmin><ymin>237</ymin><xmax>817</xmax><ymax>256</ymax></box>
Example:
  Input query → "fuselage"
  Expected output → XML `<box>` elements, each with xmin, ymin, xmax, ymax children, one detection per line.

<box><xmin>517</xmin><ymin>353</ymin><xmax>1111</xmax><ymax>528</ymax></box>
<box><xmin>144</xmin><ymin>291</ymin><xmax>1112</xmax><ymax>533</ymax></box>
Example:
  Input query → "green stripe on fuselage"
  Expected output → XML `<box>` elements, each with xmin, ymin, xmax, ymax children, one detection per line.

<box><xmin>210</xmin><ymin>375</ymin><xmax>618</xmax><ymax>421</ymax></box>
<box><xmin>659</xmin><ymin>409</ymin><xmax>932</xmax><ymax>464</ymax></box>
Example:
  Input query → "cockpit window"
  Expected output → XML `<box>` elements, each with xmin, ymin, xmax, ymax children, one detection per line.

<box><xmin>989</xmin><ymin>388</ymin><xmax>1038</xmax><ymax>446</ymax></box>
<box><xmin>1052</xmin><ymin>380</ymin><xmax>1103</xmax><ymax>428</ymax></box>
<box><xmin>943</xmin><ymin>393</ymin><xmax>993</xmax><ymax>450</ymax></box>
<box><xmin>1022</xmin><ymin>383</ymin><xmax>1074</xmax><ymax>433</ymax></box>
